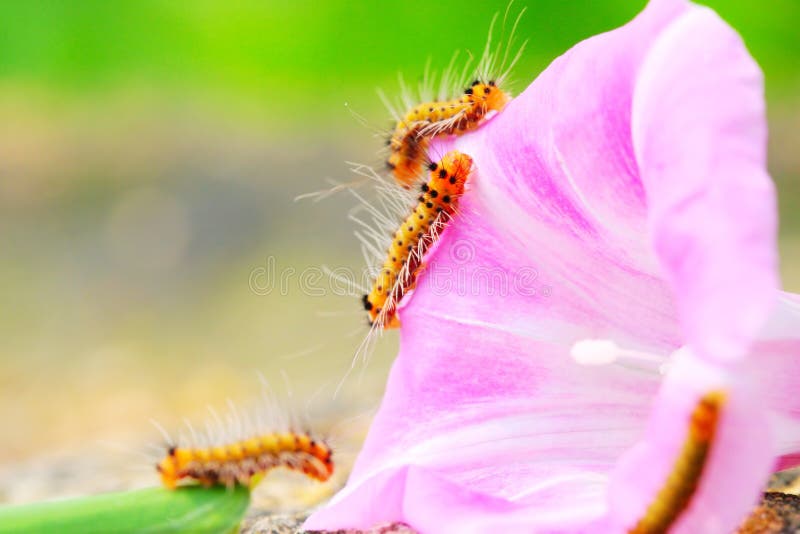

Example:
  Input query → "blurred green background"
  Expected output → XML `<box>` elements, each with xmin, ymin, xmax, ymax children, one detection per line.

<box><xmin>0</xmin><ymin>0</ymin><xmax>797</xmax><ymax>503</ymax></box>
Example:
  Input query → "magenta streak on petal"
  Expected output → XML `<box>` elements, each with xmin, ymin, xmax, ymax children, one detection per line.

<box><xmin>756</xmin><ymin>338</ymin><xmax>800</xmax><ymax>471</ymax></box>
<box><xmin>754</xmin><ymin>340</ymin><xmax>800</xmax><ymax>420</ymax></box>
<box><xmin>777</xmin><ymin>455</ymin><xmax>800</xmax><ymax>472</ymax></box>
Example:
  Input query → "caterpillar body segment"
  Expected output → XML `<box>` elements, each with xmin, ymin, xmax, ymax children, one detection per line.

<box><xmin>157</xmin><ymin>431</ymin><xmax>334</xmax><ymax>489</ymax></box>
<box><xmin>365</xmin><ymin>150</ymin><xmax>474</xmax><ymax>328</ymax></box>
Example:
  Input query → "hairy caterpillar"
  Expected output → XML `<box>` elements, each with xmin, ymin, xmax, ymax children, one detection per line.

<box><xmin>296</xmin><ymin>6</ymin><xmax>524</xmax><ymax>204</ymax></box>
<box><xmin>629</xmin><ymin>391</ymin><xmax>725</xmax><ymax>534</ymax></box>
<box><xmin>364</xmin><ymin>150</ymin><xmax>474</xmax><ymax>328</ymax></box>
<box><xmin>154</xmin><ymin>400</ymin><xmax>333</xmax><ymax>489</ymax></box>
<box><xmin>385</xmin><ymin>7</ymin><xmax>525</xmax><ymax>187</ymax></box>
<box><xmin>386</xmin><ymin>80</ymin><xmax>509</xmax><ymax>187</ymax></box>
<box><xmin>157</xmin><ymin>431</ymin><xmax>333</xmax><ymax>489</ymax></box>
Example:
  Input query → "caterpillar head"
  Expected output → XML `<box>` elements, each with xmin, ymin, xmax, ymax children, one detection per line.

<box><xmin>464</xmin><ymin>80</ymin><xmax>510</xmax><ymax>114</ymax></box>
<box><xmin>363</xmin><ymin>290</ymin><xmax>400</xmax><ymax>329</ymax></box>
<box><xmin>156</xmin><ymin>446</ymin><xmax>192</xmax><ymax>489</ymax></box>
<box><xmin>430</xmin><ymin>151</ymin><xmax>474</xmax><ymax>195</ymax></box>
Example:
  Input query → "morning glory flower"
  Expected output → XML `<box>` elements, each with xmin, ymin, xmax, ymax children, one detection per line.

<box><xmin>307</xmin><ymin>0</ymin><xmax>800</xmax><ymax>532</ymax></box>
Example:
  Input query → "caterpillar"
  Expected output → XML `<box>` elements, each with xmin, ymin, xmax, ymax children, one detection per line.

<box><xmin>629</xmin><ymin>390</ymin><xmax>725</xmax><ymax>534</ymax></box>
<box><xmin>154</xmin><ymin>400</ymin><xmax>334</xmax><ymax>490</ymax></box>
<box><xmin>384</xmin><ymin>7</ymin><xmax>525</xmax><ymax>188</ymax></box>
<box><xmin>386</xmin><ymin>80</ymin><xmax>509</xmax><ymax>188</ymax></box>
<box><xmin>157</xmin><ymin>431</ymin><xmax>334</xmax><ymax>489</ymax></box>
<box><xmin>364</xmin><ymin>150</ymin><xmax>474</xmax><ymax>328</ymax></box>
<box><xmin>296</xmin><ymin>6</ymin><xmax>524</xmax><ymax>203</ymax></box>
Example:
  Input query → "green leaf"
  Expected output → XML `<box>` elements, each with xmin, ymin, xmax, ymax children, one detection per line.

<box><xmin>0</xmin><ymin>485</ymin><xmax>250</xmax><ymax>534</ymax></box>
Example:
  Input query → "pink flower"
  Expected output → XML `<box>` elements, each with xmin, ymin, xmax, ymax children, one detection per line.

<box><xmin>307</xmin><ymin>0</ymin><xmax>800</xmax><ymax>532</ymax></box>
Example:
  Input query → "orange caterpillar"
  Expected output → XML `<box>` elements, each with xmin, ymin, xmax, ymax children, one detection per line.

<box><xmin>384</xmin><ymin>5</ymin><xmax>525</xmax><ymax>187</ymax></box>
<box><xmin>157</xmin><ymin>431</ymin><xmax>334</xmax><ymax>489</ymax></box>
<box><xmin>364</xmin><ymin>150</ymin><xmax>473</xmax><ymax>328</ymax></box>
<box><xmin>629</xmin><ymin>391</ymin><xmax>725</xmax><ymax>534</ymax></box>
<box><xmin>387</xmin><ymin>80</ymin><xmax>509</xmax><ymax>187</ymax></box>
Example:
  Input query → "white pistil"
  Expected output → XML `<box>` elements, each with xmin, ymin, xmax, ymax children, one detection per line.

<box><xmin>570</xmin><ymin>339</ymin><xmax>621</xmax><ymax>366</ymax></box>
<box><xmin>570</xmin><ymin>338</ymin><xmax>673</xmax><ymax>375</ymax></box>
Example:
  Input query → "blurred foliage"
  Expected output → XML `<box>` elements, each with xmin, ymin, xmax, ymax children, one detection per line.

<box><xmin>0</xmin><ymin>0</ymin><xmax>797</xmax><ymax>120</ymax></box>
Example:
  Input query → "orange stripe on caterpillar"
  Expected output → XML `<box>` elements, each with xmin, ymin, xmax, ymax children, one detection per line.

<box><xmin>365</xmin><ymin>150</ymin><xmax>474</xmax><ymax>328</ymax></box>
<box><xmin>387</xmin><ymin>80</ymin><xmax>509</xmax><ymax>187</ymax></box>
<box><xmin>157</xmin><ymin>431</ymin><xmax>334</xmax><ymax>489</ymax></box>
<box><xmin>628</xmin><ymin>391</ymin><xmax>725</xmax><ymax>534</ymax></box>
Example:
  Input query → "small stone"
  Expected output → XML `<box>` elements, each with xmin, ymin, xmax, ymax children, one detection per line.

<box><xmin>738</xmin><ymin>493</ymin><xmax>800</xmax><ymax>534</ymax></box>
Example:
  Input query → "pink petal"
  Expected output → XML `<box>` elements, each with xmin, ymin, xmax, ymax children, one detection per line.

<box><xmin>754</xmin><ymin>293</ymin><xmax>800</xmax><ymax>468</ymax></box>
<box><xmin>306</xmin><ymin>313</ymin><xmax>656</xmax><ymax>531</ymax></box>
<box><xmin>306</xmin><ymin>465</ymin><xmax>603</xmax><ymax>533</ymax></box>
<box><xmin>308</xmin><ymin>0</ymin><xmax>784</xmax><ymax>531</ymax></box>
<box><xmin>631</xmin><ymin>5</ymin><xmax>779</xmax><ymax>364</ymax></box>
<box><xmin>607</xmin><ymin>7</ymin><xmax>782</xmax><ymax>531</ymax></box>
<box><xmin>407</xmin><ymin>0</ymin><xmax>691</xmax><ymax>354</ymax></box>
